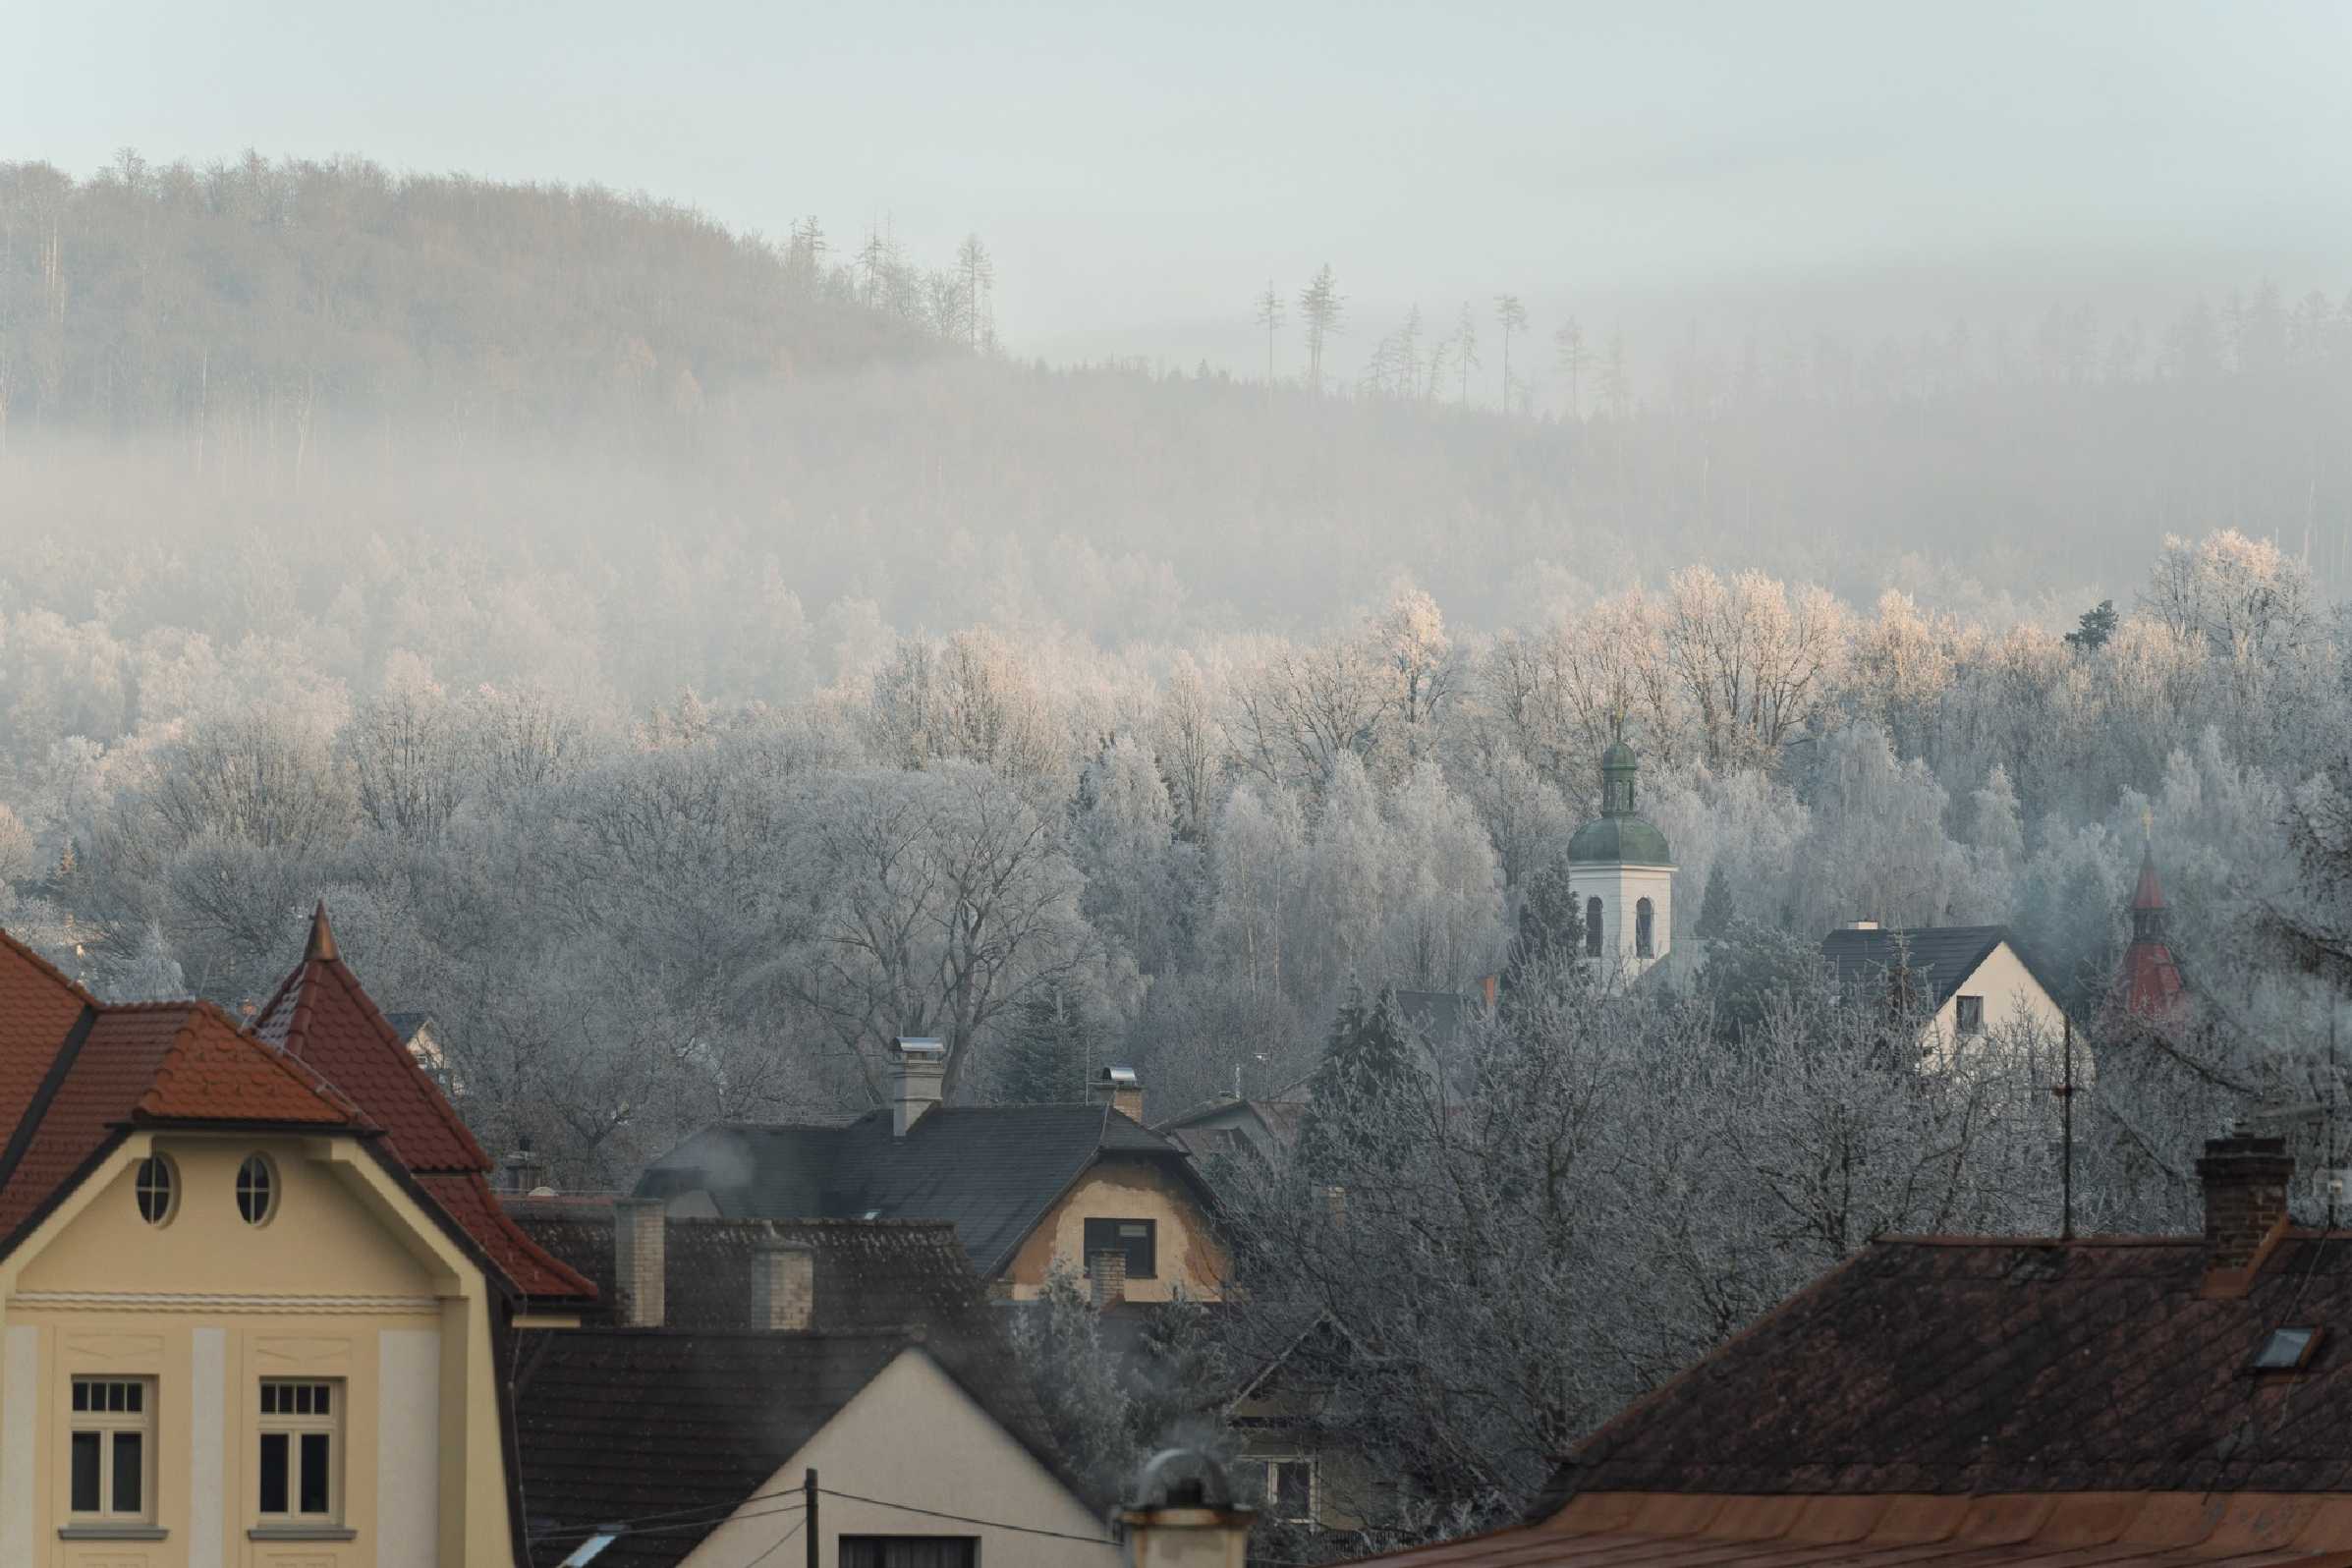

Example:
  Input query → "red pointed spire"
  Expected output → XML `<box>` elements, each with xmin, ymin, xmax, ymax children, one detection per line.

<box><xmin>2131</xmin><ymin>842</ymin><xmax>2166</xmax><ymax>913</ymax></box>
<box><xmin>304</xmin><ymin>901</ymin><xmax>338</xmax><ymax>963</ymax></box>
<box><xmin>2121</xmin><ymin>820</ymin><xmax>2185</xmax><ymax>1018</ymax></box>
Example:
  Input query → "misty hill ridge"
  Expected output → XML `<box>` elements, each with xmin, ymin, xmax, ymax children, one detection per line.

<box><xmin>0</xmin><ymin>152</ymin><xmax>957</xmax><ymax>434</ymax></box>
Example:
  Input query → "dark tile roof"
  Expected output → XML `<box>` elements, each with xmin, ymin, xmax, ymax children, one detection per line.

<box><xmin>518</xmin><ymin>1305</ymin><xmax>1094</xmax><ymax>1567</ymax></box>
<box><xmin>511</xmin><ymin>1206</ymin><xmax>998</xmax><ymax>1335</ymax></box>
<box><xmin>1550</xmin><ymin>1233</ymin><xmax>2352</xmax><ymax>1502</ymax></box>
<box><xmin>636</xmin><ymin>1104</ymin><xmax>1202</xmax><ymax>1277</ymax></box>
<box><xmin>382</xmin><ymin>1010</ymin><xmax>432</xmax><ymax>1041</ymax></box>
<box><xmin>517</xmin><ymin>1327</ymin><xmax>912</xmax><ymax>1568</ymax></box>
<box><xmin>1819</xmin><ymin>925</ymin><xmax>2053</xmax><ymax>1012</ymax></box>
<box><xmin>1393</xmin><ymin>988</ymin><xmax>1484</xmax><ymax>1048</ymax></box>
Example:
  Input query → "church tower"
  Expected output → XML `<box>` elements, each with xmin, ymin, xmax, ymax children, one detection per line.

<box><xmin>2120</xmin><ymin>825</ymin><xmax>2186</xmax><ymax>1018</ymax></box>
<box><xmin>1566</xmin><ymin>727</ymin><xmax>1676</xmax><ymax>980</ymax></box>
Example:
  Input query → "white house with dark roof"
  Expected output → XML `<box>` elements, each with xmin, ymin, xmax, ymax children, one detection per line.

<box><xmin>1819</xmin><ymin>922</ymin><xmax>2069</xmax><ymax>1056</ymax></box>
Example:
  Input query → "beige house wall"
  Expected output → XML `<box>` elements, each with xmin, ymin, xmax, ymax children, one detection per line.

<box><xmin>678</xmin><ymin>1347</ymin><xmax>1118</xmax><ymax>1568</ymax></box>
<box><xmin>1926</xmin><ymin>941</ymin><xmax>2068</xmax><ymax>1062</ymax></box>
<box><xmin>1004</xmin><ymin>1161</ymin><xmax>1227</xmax><ymax>1303</ymax></box>
<box><xmin>0</xmin><ymin>1131</ymin><xmax>520</xmax><ymax>1568</ymax></box>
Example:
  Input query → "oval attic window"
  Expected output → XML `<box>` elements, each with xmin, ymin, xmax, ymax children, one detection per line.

<box><xmin>134</xmin><ymin>1154</ymin><xmax>178</xmax><ymax>1226</ymax></box>
<box><xmin>237</xmin><ymin>1153</ymin><xmax>278</xmax><ymax>1226</ymax></box>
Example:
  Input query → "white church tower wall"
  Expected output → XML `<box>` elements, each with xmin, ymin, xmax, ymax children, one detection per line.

<box><xmin>1565</xmin><ymin>731</ymin><xmax>1676</xmax><ymax>982</ymax></box>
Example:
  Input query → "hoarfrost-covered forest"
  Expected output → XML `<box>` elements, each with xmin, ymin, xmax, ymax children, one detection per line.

<box><xmin>12</xmin><ymin>152</ymin><xmax>2352</xmax><ymax>1540</ymax></box>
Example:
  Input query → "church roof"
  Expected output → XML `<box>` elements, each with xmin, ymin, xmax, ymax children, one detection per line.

<box><xmin>2132</xmin><ymin>845</ymin><xmax>2168</xmax><ymax>912</ymax></box>
<box><xmin>1568</xmin><ymin>813</ymin><xmax>1676</xmax><ymax>867</ymax></box>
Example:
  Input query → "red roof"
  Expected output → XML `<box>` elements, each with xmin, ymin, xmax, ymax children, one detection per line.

<box><xmin>0</xmin><ymin>999</ymin><xmax>360</xmax><ymax>1239</ymax></box>
<box><xmin>248</xmin><ymin>906</ymin><xmax>589</xmax><ymax>1299</ymax></box>
<box><xmin>0</xmin><ymin>929</ymin><xmax>99</xmax><ymax>1160</ymax></box>
<box><xmin>2126</xmin><ymin>939</ymin><xmax>2189</xmax><ymax>1017</ymax></box>
<box><xmin>251</xmin><ymin>910</ymin><xmax>492</xmax><ymax>1173</ymax></box>
<box><xmin>0</xmin><ymin>909</ymin><xmax>591</xmax><ymax>1301</ymax></box>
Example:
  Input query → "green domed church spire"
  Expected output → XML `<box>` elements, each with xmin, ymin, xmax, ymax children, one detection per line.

<box><xmin>1568</xmin><ymin>720</ymin><xmax>1674</xmax><ymax>866</ymax></box>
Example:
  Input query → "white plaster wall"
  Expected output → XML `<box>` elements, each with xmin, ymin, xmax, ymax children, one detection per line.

<box><xmin>1928</xmin><ymin>941</ymin><xmax>2066</xmax><ymax>1059</ymax></box>
<box><xmin>189</xmin><ymin>1324</ymin><xmax>225</xmax><ymax>1568</ymax></box>
<box><xmin>1568</xmin><ymin>862</ymin><xmax>1675</xmax><ymax>978</ymax></box>
<box><xmin>679</xmin><ymin>1349</ymin><xmax>1117</xmax><ymax>1568</ymax></box>
<box><xmin>378</xmin><ymin>1326</ymin><xmax>443</xmax><ymax>1568</ymax></box>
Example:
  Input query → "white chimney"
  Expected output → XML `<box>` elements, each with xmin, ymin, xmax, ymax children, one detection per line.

<box><xmin>754</xmin><ymin>1241</ymin><xmax>815</xmax><ymax>1331</ymax></box>
<box><xmin>893</xmin><ymin>1038</ymin><xmax>946</xmax><ymax>1136</ymax></box>
<box><xmin>1843</xmin><ymin>919</ymin><xmax>1881</xmax><ymax>930</ymax></box>
<box><xmin>1090</xmin><ymin>1249</ymin><xmax>1127</xmax><ymax>1309</ymax></box>
<box><xmin>1121</xmin><ymin>1451</ymin><xmax>1256</xmax><ymax>1568</ymax></box>
<box><xmin>613</xmin><ymin>1198</ymin><xmax>666</xmax><ymax>1328</ymax></box>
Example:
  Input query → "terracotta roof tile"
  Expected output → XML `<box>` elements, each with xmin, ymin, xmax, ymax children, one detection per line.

<box><xmin>0</xmin><ymin>929</ymin><xmax>97</xmax><ymax>1153</ymax></box>
<box><xmin>0</xmin><ymin>909</ymin><xmax>592</xmax><ymax>1302</ymax></box>
<box><xmin>0</xmin><ymin>1000</ymin><xmax>360</xmax><ymax>1240</ymax></box>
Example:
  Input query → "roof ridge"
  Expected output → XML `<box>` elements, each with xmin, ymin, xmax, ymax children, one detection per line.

<box><xmin>135</xmin><ymin>1002</ymin><xmax>364</xmax><ymax>1126</ymax></box>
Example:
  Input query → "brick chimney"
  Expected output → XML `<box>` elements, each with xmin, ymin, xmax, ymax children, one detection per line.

<box><xmin>613</xmin><ymin>1198</ymin><xmax>667</xmax><ymax>1327</ymax></box>
<box><xmin>2199</xmin><ymin>1128</ymin><xmax>2293</xmax><ymax>1289</ymax></box>
<box><xmin>1091</xmin><ymin>1249</ymin><xmax>1127</xmax><ymax>1309</ymax></box>
<box><xmin>893</xmin><ymin>1038</ymin><xmax>946</xmax><ymax>1136</ymax></box>
<box><xmin>753</xmin><ymin>1240</ymin><xmax>815</xmax><ymax>1331</ymax></box>
<box><xmin>1091</xmin><ymin>1065</ymin><xmax>1145</xmax><ymax>1123</ymax></box>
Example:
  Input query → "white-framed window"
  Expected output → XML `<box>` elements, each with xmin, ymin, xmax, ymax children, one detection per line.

<box><xmin>1261</xmin><ymin>1456</ymin><xmax>1317</xmax><ymax>1525</ymax></box>
<box><xmin>1955</xmin><ymin>994</ymin><xmax>1986</xmax><ymax>1036</ymax></box>
<box><xmin>133</xmin><ymin>1154</ymin><xmax>177</xmax><ymax>1227</ymax></box>
<box><xmin>236</xmin><ymin>1153</ymin><xmax>278</xmax><ymax>1226</ymax></box>
<box><xmin>69</xmin><ymin>1376</ymin><xmax>155</xmax><ymax>1524</ymax></box>
<box><xmin>256</xmin><ymin>1379</ymin><xmax>341</xmax><ymax>1524</ymax></box>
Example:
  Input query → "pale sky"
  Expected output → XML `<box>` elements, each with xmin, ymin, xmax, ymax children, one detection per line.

<box><xmin>12</xmin><ymin>0</ymin><xmax>2351</xmax><ymax>373</ymax></box>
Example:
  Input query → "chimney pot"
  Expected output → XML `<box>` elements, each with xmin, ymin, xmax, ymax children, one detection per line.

<box><xmin>893</xmin><ymin>1038</ymin><xmax>946</xmax><ymax>1136</ymax></box>
<box><xmin>613</xmin><ymin>1198</ymin><xmax>667</xmax><ymax>1327</ymax></box>
<box><xmin>1091</xmin><ymin>1249</ymin><xmax>1128</xmax><ymax>1309</ymax></box>
<box><xmin>1091</xmin><ymin>1065</ymin><xmax>1145</xmax><ymax>1124</ymax></box>
<box><xmin>754</xmin><ymin>1241</ymin><xmax>815</xmax><ymax>1331</ymax></box>
<box><xmin>2199</xmin><ymin>1130</ymin><xmax>2294</xmax><ymax>1282</ymax></box>
<box><xmin>501</xmin><ymin>1143</ymin><xmax>546</xmax><ymax>1197</ymax></box>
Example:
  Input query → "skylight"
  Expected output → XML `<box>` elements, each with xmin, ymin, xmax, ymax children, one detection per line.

<box><xmin>2254</xmin><ymin>1326</ymin><xmax>2321</xmax><ymax>1372</ymax></box>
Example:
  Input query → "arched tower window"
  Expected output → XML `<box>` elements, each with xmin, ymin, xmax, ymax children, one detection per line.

<box><xmin>1585</xmin><ymin>898</ymin><xmax>1603</xmax><ymax>957</ymax></box>
<box><xmin>1635</xmin><ymin>898</ymin><xmax>1654</xmax><ymax>958</ymax></box>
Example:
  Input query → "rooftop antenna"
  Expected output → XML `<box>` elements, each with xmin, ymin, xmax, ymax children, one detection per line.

<box><xmin>2054</xmin><ymin>1014</ymin><xmax>2076</xmax><ymax>1240</ymax></box>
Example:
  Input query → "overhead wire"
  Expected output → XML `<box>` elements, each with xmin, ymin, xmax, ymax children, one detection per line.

<box><xmin>816</xmin><ymin>1484</ymin><xmax>1117</xmax><ymax>1544</ymax></box>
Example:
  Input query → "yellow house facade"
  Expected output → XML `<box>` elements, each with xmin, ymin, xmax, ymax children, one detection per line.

<box><xmin>0</xmin><ymin>916</ymin><xmax>594</xmax><ymax>1568</ymax></box>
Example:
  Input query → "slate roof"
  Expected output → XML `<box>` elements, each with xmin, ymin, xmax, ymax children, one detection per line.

<box><xmin>636</xmin><ymin>1103</ymin><xmax>1205</xmax><ymax>1277</ymax></box>
<box><xmin>251</xmin><ymin>906</ymin><xmax>590</xmax><ymax>1300</ymax></box>
<box><xmin>511</xmin><ymin>1204</ymin><xmax>1000</xmax><ymax>1335</ymax></box>
<box><xmin>1819</xmin><ymin>924</ymin><xmax>2057</xmax><ymax>1013</ymax></box>
<box><xmin>1153</xmin><ymin>1097</ymin><xmax>1311</xmax><ymax>1159</ymax></box>
<box><xmin>517</xmin><ymin>1301</ymin><xmax>1095</xmax><ymax>1565</ymax></box>
<box><xmin>517</xmin><ymin>1327</ymin><xmax>916</xmax><ymax>1568</ymax></box>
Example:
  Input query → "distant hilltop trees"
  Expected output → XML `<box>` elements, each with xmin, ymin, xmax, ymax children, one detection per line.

<box><xmin>0</xmin><ymin>150</ymin><xmax>989</xmax><ymax>444</ymax></box>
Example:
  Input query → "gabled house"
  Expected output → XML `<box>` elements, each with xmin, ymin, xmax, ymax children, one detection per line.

<box><xmin>1154</xmin><ymin>1096</ymin><xmax>1309</xmax><ymax>1163</ymax></box>
<box><xmin>0</xmin><ymin>908</ymin><xmax>592</xmax><ymax>1566</ymax></box>
<box><xmin>509</xmin><ymin>1197</ymin><xmax>1119</xmax><ymax>1566</ymax></box>
<box><xmin>1343</xmin><ymin>1130</ymin><xmax>2352</xmax><ymax>1567</ymax></box>
<box><xmin>1820</xmin><ymin>922</ymin><xmax>2069</xmax><ymax>1051</ymax></box>
<box><xmin>638</xmin><ymin>1047</ymin><xmax>1227</xmax><ymax>1302</ymax></box>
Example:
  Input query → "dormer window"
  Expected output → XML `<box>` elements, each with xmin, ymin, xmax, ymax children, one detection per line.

<box><xmin>237</xmin><ymin>1154</ymin><xmax>279</xmax><ymax>1226</ymax></box>
<box><xmin>133</xmin><ymin>1155</ymin><xmax>177</xmax><ymax>1227</ymax></box>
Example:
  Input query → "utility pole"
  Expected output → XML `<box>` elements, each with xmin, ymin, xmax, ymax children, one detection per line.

<box><xmin>805</xmin><ymin>1468</ymin><xmax>819</xmax><ymax>1568</ymax></box>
